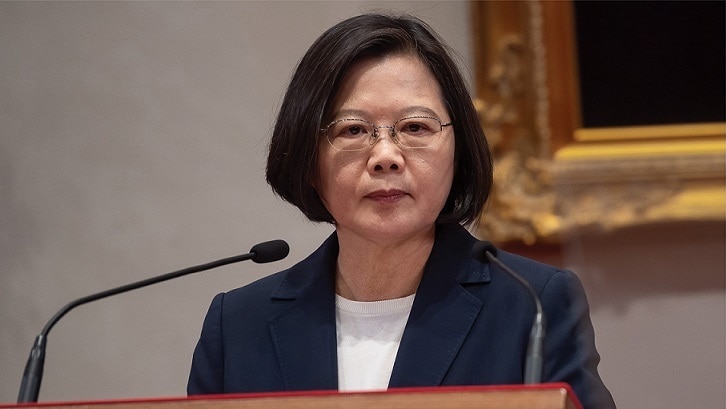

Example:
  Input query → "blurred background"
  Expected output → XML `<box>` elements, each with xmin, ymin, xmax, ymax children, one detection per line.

<box><xmin>1</xmin><ymin>2</ymin><xmax>723</xmax><ymax>408</ymax></box>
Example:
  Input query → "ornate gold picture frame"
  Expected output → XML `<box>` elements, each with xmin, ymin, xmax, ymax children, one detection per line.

<box><xmin>471</xmin><ymin>1</ymin><xmax>725</xmax><ymax>245</ymax></box>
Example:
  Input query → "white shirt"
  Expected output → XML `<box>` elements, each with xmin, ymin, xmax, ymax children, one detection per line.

<box><xmin>335</xmin><ymin>293</ymin><xmax>415</xmax><ymax>391</ymax></box>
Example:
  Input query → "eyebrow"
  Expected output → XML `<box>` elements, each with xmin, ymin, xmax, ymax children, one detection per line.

<box><xmin>332</xmin><ymin>106</ymin><xmax>444</xmax><ymax>120</ymax></box>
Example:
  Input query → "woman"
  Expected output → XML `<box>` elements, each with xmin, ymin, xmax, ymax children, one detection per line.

<box><xmin>188</xmin><ymin>13</ymin><xmax>615</xmax><ymax>409</ymax></box>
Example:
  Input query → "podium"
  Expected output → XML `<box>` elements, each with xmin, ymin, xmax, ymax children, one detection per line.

<box><xmin>2</xmin><ymin>384</ymin><xmax>582</xmax><ymax>409</ymax></box>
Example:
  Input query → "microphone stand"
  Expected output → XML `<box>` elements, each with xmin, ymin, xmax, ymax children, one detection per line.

<box><xmin>18</xmin><ymin>240</ymin><xmax>288</xmax><ymax>403</ymax></box>
<box><xmin>472</xmin><ymin>241</ymin><xmax>547</xmax><ymax>384</ymax></box>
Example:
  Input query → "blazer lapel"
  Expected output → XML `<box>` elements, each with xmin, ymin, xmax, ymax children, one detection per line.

<box><xmin>389</xmin><ymin>224</ymin><xmax>489</xmax><ymax>387</ymax></box>
<box><xmin>265</xmin><ymin>225</ymin><xmax>489</xmax><ymax>390</ymax></box>
<box><xmin>268</xmin><ymin>234</ymin><xmax>339</xmax><ymax>391</ymax></box>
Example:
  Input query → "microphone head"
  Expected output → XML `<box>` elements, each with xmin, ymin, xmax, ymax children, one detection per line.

<box><xmin>472</xmin><ymin>240</ymin><xmax>497</xmax><ymax>263</ymax></box>
<box><xmin>249</xmin><ymin>240</ymin><xmax>290</xmax><ymax>263</ymax></box>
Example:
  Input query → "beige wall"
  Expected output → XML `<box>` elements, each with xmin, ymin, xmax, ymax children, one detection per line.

<box><xmin>1</xmin><ymin>2</ymin><xmax>724</xmax><ymax>408</ymax></box>
<box><xmin>0</xmin><ymin>0</ymin><xmax>472</xmax><ymax>403</ymax></box>
<box><xmin>566</xmin><ymin>221</ymin><xmax>725</xmax><ymax>408</ymax></box>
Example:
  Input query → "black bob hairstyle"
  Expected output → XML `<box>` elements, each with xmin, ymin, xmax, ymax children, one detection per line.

<box><xmin>266</xmin><ymin>13</ymin><xmax>493</xmax><ymax>227</ymax></box>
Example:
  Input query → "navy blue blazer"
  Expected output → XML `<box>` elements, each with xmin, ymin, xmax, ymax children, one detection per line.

<box><xmin>188</xmin><ymin>223</ymin><xmax>615</xmax><ymax>409</ymax></box>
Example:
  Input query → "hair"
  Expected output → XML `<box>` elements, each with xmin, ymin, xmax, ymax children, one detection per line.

<box><xmin>266</xmin><ymin>13</ymin><xmax>493</xmax><ymax>227</ymax></box>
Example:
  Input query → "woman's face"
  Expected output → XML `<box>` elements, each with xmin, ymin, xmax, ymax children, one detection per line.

<box><xmin>316</xmin><ymin>53</ymin><xmax>455</xmax><ymax>244</ymax></box>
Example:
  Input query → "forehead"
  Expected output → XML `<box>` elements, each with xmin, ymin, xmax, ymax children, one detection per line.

<box><xmin>327</xmin><ymin>52</ymin><xmax>446</xmax><ymax>119</ymax></box>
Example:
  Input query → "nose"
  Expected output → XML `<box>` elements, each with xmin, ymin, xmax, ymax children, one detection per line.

<box><xmin>373</xmin><ymin>125</ymin><xmax>395</xmax><ymax>141</ymax></box>
<box><xmin>368</xmin><ymin>127</ymin><xmax>404</xmax><ymax>172</ymax></box>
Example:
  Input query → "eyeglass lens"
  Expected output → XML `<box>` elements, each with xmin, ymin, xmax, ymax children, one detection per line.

<box><xmin>325</xmin><ymin>116</ymin><xmax>446</xmax><ymax>151</ymax></box>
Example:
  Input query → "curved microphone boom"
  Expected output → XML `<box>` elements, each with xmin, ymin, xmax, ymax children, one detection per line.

<box><xmin>17</xmin><ymin>239</ymin><xmax>289</xmax><ymax>403</ymax></box>
<box><xmin>471</xmin><ymin>240</ymin><xmax>546</xmax><ymax>384</ymax></box>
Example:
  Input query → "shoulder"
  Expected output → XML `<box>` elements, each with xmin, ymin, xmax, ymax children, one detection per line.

<box><xmin>470</xmin><ymin>246</ymin><xmax>589</xmax><ymax>326</ymax></box>
<box><xmin>219</xmin><ymin>231</ymin><xmax>339</xmax><ymax>307</ymax></box>
<box><xmin>219</xmin><ymin>269</ymin><xmax>289</xmax><ymax>308</ymax></box>
<box><xmin>493</xmin><ymin>249</ymin><xmax>583</xmax><ymax>299</ymax></box>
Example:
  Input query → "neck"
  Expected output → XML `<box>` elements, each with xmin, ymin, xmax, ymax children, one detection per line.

<box><xmin>334</xmin><ymin>226</ymin><xmax>436</xmax><ymax>301</ymax></box>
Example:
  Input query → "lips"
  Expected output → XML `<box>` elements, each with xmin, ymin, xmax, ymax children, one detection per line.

<box><xmin>366</xmin><ymin>189</ymin><xmax>408</xmax><ymax>203</ymax></box>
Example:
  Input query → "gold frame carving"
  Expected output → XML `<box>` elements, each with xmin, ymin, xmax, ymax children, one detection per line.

<box><xmin>471</xmin><ymin>0</ymin><xmax>726</xmax><ymax>244</ymax></box>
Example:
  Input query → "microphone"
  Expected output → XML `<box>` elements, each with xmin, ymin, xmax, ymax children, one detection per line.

<box><xmin>471</xmin><ymin>240</ymin><xmax>546</xmax><ymax>384</ymax></box>
<box><xmin>17</xmin><ymin>239</ymin><xmax>289</xmax><ymax>403</ymax></box>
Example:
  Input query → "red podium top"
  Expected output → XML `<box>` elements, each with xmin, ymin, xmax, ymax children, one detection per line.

<box><xmin>3</xmin><ymin>383</ymin><xmax>582</xmax><ymax>409</ymax></box>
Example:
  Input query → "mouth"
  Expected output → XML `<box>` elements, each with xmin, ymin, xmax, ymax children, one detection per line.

<box><xmin>366</xmin><ymin>189</ymin><xmax>408</xmax><ymax>203</ymax></box>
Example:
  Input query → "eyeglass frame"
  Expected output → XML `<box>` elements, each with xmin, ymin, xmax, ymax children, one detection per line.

<box><xmin>320</xmin><ymin>115</ymin><xmax>453</xmax><ymax>151</ymax></box>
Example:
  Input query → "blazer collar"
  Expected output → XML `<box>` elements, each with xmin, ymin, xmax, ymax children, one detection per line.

<box><xmin>270</xmin><ymin>232</ymin><xmax>339</xmax><ymax>300</ymax></box>
<box><xmin>268</xmin><ymin>232</ymin><xmax>339</xmax><ymax>390</ymax></box>
<box><xmin>389</xmin><ymin>223</ymin><xmax>489</xmax><ymax>387</ymax></box>
<box><xmin>271</xmin><ymin>224</ymin><xmax>490</xmax><ymax>298</ymax></box>
<box><xmin>267</xmin><ymin>223</ymin><xmax>491</xmax><ymax>390</ymax></box>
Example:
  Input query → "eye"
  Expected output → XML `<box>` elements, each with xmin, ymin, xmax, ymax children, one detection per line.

<box><xmin>343</xmin><ymin>125</ymin><xmax>367</xmax><ymax>136</ymax></box>
<box><xmin>329</xmin><ymin>119</ymin><xmax>371</xmax><ymax>139</ymax></box>
<box><xmin>397</xmin><ymin>117</ymin><xmax>438</xmax><ymax>136</ymax></box>
<box><xmin>402</xmin><ymin>122</ymin><xmax>424</xmax><ymax>133</ymax></box>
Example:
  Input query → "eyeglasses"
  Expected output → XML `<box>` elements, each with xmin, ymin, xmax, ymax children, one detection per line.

<box><xmin>321</xmin><ymin>116</ymin><xmax>452</xmax><ymax>151</ymax></box>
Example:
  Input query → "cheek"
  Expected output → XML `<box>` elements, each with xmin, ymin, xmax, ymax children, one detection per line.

<box><xmin>316</xmin><ymin>150</ymin><xmax>362</xmax><ymax>206</ymax></box>
<box><xmin>427</xmin><ymin>141</ymin><xmax>455</xmax><ymax>180</ymax></box>
<box><xmin>430</xmin><ymin>145</ymin><xmax>456</xmax><ymax>202</ymax></box>
<box><xmin>315</xmin><ymin>145</ymin><xmax>336</xmax><ymax>199</ymax></box>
